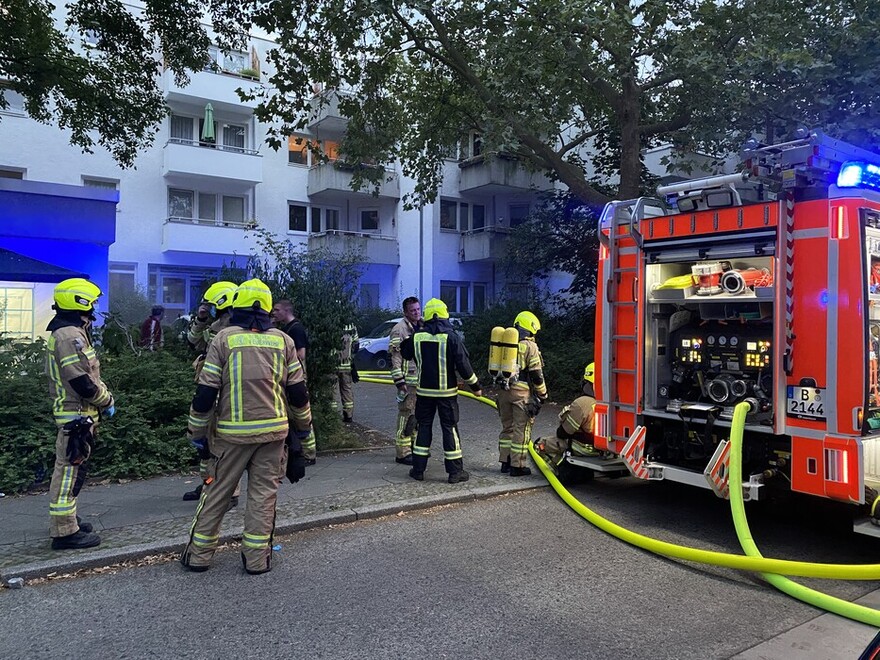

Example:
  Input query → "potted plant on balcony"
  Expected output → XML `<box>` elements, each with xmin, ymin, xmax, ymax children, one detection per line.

<box><xmin>238</xmin><ymin>67</ymin><xmax>260</xmax><ymax>80</ymax></box>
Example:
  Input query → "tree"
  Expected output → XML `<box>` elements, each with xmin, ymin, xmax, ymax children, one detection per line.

<box><xmin>241</xmin><ymin>0</ymin><xmax>880</xmax><ymax>209</ymax></box>
<box><xmin>0</xmin><ymin>0</ymin><xmax>243</xmax><ymax>166</ymax></box>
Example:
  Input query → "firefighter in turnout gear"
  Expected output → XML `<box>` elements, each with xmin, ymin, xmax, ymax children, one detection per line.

<box><xmin>336</xmin><ymin>322</ymin><xmax>360</xmax><ymax>422</ymax></box>
<box><xmin>46</xmin><ymin>278</ymin><xmax>115</xmax><ymax>550</ymax></box>
<box><xmin>536</xmin><ymin>362</ymin><xmax>597</xmax><ymax>471</ymax></box>
<box><xmin>181</xmin><ymin>279</ymin><xmax>312</xmax><ymax>574</ymax></box>
<box><xmin>182</xmin><ymin>281</ymin><xmax>240</xmax><ymax>504</ymax></box>
<box><xmin>496</xmin><ymin>311</ymin><xmax>547</xmax><ymax>477</ymax></box>
<box><xmin>388</xmin><ymin>296</ymin><xmax>421</xmax><ymax>465</ymax></box>
<box><xmin>401</xmin><ymin>298</ymin><xmax>481</xmax><ymax>483</ymax></box>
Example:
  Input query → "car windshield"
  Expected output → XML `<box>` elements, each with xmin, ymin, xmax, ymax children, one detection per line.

<box><xmin>365</xmin><ymin>320</ymin><xmax>398</xmax><ymax>339</ymax></box>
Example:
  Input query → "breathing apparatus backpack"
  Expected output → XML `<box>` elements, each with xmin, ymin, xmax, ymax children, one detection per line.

<box><xmin>488</xmin><ymin>326</ymin><xmax>519</xmax><ymax>388</ymax></box>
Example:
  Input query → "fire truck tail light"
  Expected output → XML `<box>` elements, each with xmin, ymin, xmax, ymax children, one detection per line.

<box><xmin>832</xmin><ymin>206</ymin><xmax>848</xmax><ymax>239</ymax></box>
<box><xmin>599</xmin><ymin>244</ymin><xmax>609</xmax><ymax>260</ymax></box>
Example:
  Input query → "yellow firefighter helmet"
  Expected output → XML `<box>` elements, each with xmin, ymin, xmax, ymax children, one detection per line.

<box><xmin>514</xmin><ymin>310</ymin><xmax>541</xmax><ymax>335</ymax></box>
<box><xmin>233</xmin><ymin>279</ymin><xmax>273</xmax><ymax>311</ymax></box>
<box><xmin>202</xmin><ymin>281</ymin><xmax>238</xmax><ymax>311</ymax></box>
<box><xmin>53</xmin><ymin>278</ymin><xmax>102</xmax><ymax>312</ymax></box>
<box><xmin>583</xmin><ymin>362</ymin><xmax>595</xmax><ymax>384</ymax></box>
<box><xmin>423</xmin><ymin>298</ymin><xmax>449</xmax><ymax>320</ymax></box>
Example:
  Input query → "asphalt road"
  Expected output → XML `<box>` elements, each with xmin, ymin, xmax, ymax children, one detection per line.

<box><xmin>2</xmin><ymin>477</ymin><xmax>879</xmax><ymax>659</ymax></box>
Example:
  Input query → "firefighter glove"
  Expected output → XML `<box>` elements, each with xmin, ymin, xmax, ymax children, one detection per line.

<box><xmin>287</xmin><ymin>450</ymin><xmax>306</xmax><ymax>484</ymax></box>
<box><xmin>102</xmin><ymin>404</ymin><xmax>116</xmax><ymax>419</ymax></box>
<box><xmin>351</xmin><ymin>364</ymin><xmax>360</xmax><ymax>383</ymax></box>
<box><xmin>525</xmin><ymin>397</ymin><xmax>542</xmax><ymax>418</ymax></box>
<box><xmin>396</xmin><ymin>387</ymin><xmax>407</xmax><ymax>404</ymax></box>
<box><xmin>189</xmin><ymin>437</ymin><xmax>211</xmax><ymax>461</ymax></box>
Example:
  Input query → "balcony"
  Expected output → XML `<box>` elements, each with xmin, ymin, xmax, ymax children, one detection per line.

<box><xmin>162</xmin><ymin>217</ymin><xmax>258</xmax><ymax>255</ymax></box>
<box><xmin>459</xmin><ymin>227</ymin><xmax>510</xmax><ymax>262</ymax></box>
<box><xmin>307</xmin><ymin>91</ymin><xmax>349</xmax><ymax>134</ymax></box>
<box><xmin>163</xmin><ymin>69</ymin><xmax>262</xmax><ymax>112</ymax></box>
<box><xmin>308</xmin><ymin>231</ymin><xmax>399</xmax><ymax>265</ymax></box>
<box><xmin>307</xmin><ymin>162</ymin><xmax>400</xmax><ymax>200</ymax></box>
<box><xmin>458</xmin><ymin>154</ymin><xmax>553</xmax><ymax>194</ymax></box>
<box><xmin>163</xmin><ymin>139</ymin><xmax>263</xmax><ymax>185</ymax></box>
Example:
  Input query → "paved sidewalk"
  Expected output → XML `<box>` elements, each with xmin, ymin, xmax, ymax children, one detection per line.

<box><xmin>0</xmin><ymin>381</ymin><xmax>556</xmax><ymax>581</ymax></box>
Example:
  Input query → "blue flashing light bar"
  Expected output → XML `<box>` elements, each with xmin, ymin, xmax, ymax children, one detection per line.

<box><xmin>837</xmin><ymin>161</ymin><xmax>880</xmax><ymax>190</ymax></box>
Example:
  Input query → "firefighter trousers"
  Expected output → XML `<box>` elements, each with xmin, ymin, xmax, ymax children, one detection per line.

<box><xmin>412</xmin><ymin>396</ymin><xmax>464</xmax><ymax>475</ymax></box>
<box><xmin>48</xmin><ymin>426</ymin><xmax>89</xmax><ymax>538</ymax></box>
<box><xmin>497</xmin><ymin>389</ymin><xmax>533</xmax><ymax>468</ymax></box>
<box><xmin>337</xmin><ymin>370</ymin><xmax>354</xmax><ymax>417</ymax></box>
<box><xmin>182</xmin><ymin>436</ymin><xmax>285</xmax><ymax>573</ymax></box>
<box><xmin>394</xmin><ymin>387</ymin><xmax>416</xmax><ymax>459</ymax></box>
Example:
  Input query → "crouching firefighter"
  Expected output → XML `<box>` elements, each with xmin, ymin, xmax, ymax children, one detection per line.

<box><xmin>536</xmin><ymin>362</ymin><xmax>597</xmax><ymax>471</ymax></box>
<box><xmin>495</xmin><ymin>311</ymin><xmax>548</xmax><ymax>476</ymax></box>
<box><xmin>46</xmin><ymin>278</ymin><xmax>116</xmax><ymax>550</ymax></box>
<box><xmin>182</xmin><ymin>280</ymin><xmax>240</xmax><ymax>506</ymax></box>
<box><xmin>181</xmin><ymin>279</ymin><xmax>312</xmax><ymax>574</ymax></box>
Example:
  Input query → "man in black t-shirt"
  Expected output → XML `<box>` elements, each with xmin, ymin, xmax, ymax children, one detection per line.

<box><xmin>271</xmin><ymin>299</ymin><xmax>315</xmax><ymax>462</ymax></box>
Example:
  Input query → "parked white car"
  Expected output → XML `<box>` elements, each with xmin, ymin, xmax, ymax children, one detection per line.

<box><xmin>355</xmin><ymin>317</ymin><xmax>464</xmax><ymax>370</ymax></box>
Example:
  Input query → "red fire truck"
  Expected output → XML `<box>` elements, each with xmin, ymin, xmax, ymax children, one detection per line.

<box><xmin>578</xmin><ymin>131</ymin><xmax>880</xmax><ymax>534</ymax></box>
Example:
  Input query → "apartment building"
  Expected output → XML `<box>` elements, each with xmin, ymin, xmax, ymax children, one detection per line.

<box><xmin>0</xmin><ymin>26</ymin><xmax>556</xmax><ymax>336</ymax></box>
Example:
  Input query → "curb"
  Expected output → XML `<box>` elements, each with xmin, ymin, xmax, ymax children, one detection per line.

<box><xmin>1</xmin><ymin>480</ymin><xmax>547</xmax><ymax>584</ymax></box>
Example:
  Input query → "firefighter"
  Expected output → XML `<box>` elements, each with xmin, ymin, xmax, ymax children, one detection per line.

<box><xmin>400</xmin><ymin>298</ymin><xmax>481</xmax><ymax>483</ymax></box>
<box><xmin>537</xmin><ymin>362</ymin><xmax>597</xmax><ymax>470</ymax></box>
<box><xmin>45</xmin><ymin>278</ymin><xmax>115</xmax><ymax>550</ymax></box>
<box><xmin>497</xmin><ymin>311</ymin><xmax>548</xmax><ymax>477</ymax></box>
<box><xmin>336</xmin><ymin>322</ymin><xmax>360</xmax><ymax>422</ymax></box>
<box><xmin>181</xmin><ymin>279</ymin><xmax>312</xmax><ymax>574</ymax></box>
<box><xmin>388</xmin><ymin>296</ymin><xmax>421</xmax><ymax>465</ymax></box>
<box><xmin>182</xmin><ymin>281</ymin><xmax>240</xmax><ymax>505</ymax></box>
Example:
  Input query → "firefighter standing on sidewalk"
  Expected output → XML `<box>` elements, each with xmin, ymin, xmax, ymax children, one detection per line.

<box><xmin>181</xmin><ymin>279</ymin><xmax>312</xmax><ymax>574</ymax></box>
<box><xmin>401</xmin><ymin>298</ymin><xmax>481</xmax><ymax>483</ymax></box>
<box><xmin>388</xmin><ymin>296</ymin><xmax>421</xmax><ymax>465</ymax></box>
<box><xmin>497</xmin><ymin>311</ymin><xmax>548</xmax><ymax>477</ymax></box>
<box><xmin>45</xmin><ymin>278</ymin><xmax>115</xmax><ymax>550</ymax></box>
<box><xmin>336</xmin><ymin>322</ymin><xmax>360</xmax><ymax>422</ymax></box>
<box><xmin>182</xmin><ymin>281</ymin><xmax>240</xmax><ymax>505</ymax></box>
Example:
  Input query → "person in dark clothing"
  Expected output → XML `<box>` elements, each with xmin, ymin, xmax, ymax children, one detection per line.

<box><xmin>401</xmin><ymin>298</ymin><xmax>481</xmax><ymax>484</ymax></box>
<box><xmin>140</xmin><ymin>305</ymin><xmax>164</xmax><ymax>350</ymax></box>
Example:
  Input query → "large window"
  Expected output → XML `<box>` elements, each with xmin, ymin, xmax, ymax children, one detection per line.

<box><xmin>440</xmin><ymin>281</ymin><xmax>486</xmax><ymax>314</ymax></box>
<box><xmin>109</xmin><ymin>263</ymin><xmax>137</xmax><ymax>312</ymax></box>
<box><xmin>440</xmin><ymin>200</ymin><xmax>457</xmax><ymax>231</ymax></box>
<box><xmin>440</xmin><ymin>199</ymin><xmax>485</xmax><ymax>232</ymax></box>
<box><xmin>170</xmin><ymin>114</ymin><xmax>194</xmax><ymax>142</ymax></box>
<box><xmin>287</xmin><ymin>135</ymin><xmax>340</xmax><ymax>166</ymax></box>
<box><xmin>170</xmin><ymin>114</ymin><xmax>248</xmax><ymax>151</ymax></box>
<box><xmin>148</xmin><ymin>266</ymin><xmax>217</xmax><ymax>319</ymax></box>
<box><xmin>360</xmin><ymin>209</ymin><xmax>379</xmax><ymax>232</ymax></box>
<box><xmin>0</xmin><ymin>285</ymin><xmax>34</xmax><ymax>339</ymax></box>
<box><xmin>509</xmin><ymin>203</ymin><xmax>530</xmax><ymax>228</ymax></box>
<box><xmin>168</xmin><ymin>188</ymin><xmax>246</xmax><ymax>226</ymax></box>
<box><xmin>205</xmin><ymin>46</ymin><xmax>252</xmax><ymax>76</ymax></box>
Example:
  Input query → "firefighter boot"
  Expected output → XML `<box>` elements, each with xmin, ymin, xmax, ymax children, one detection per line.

<box><xmin>509</xmin><ymin>466</ymin><xmax>532</xmax><ymax>477</ymax></box>
<box><xmin>51</xmin><ymin>530</ymin><xmax>101</xmax><ymax>550</ymax></box>
<box><xmin>500</xmin><ymin>459</ymin><xmax>510</xmax><ymax>473</ymax></box>
<box><xmin>448</xmin><ymin>470</ymin><xmax>470</xmax><ymax>484</ymax></box>
<box><xmin>183</xmin><ymin>483</ymin><xmax>203</xmax><ymax>501</ymax></box>
<box><xmin>396</xmin><ymin>455</ymin><xmax>414</xmax><ymax>465</ymax></box>
<box><xmin>76</xmin><ymin>516</ymin><xmax>94</xmax><ymax>533</ymax></box>
<box><xmin>408</xmin><ymin>468</ymin><xmax>424</xmax><ymax>481</ymax></box>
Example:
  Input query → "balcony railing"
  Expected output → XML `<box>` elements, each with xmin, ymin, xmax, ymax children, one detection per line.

<box><xmin>163</xmin><ymin>140</ymin><xmax>262</xmax><ymax>184</ymax></box>
<box><xmin>459</xmin><ymin>226</ymin><xmax>510</xmax><ymax>262</ymax></box>
<box><xmin>308</xmin><ymin>230</ymin><xmax>399</xmax><ymax>265</ymax></box>
<box><xmin>162</xmin><ymin>216</ymin><xmax>257</xmax><ymax>254</ymax></box>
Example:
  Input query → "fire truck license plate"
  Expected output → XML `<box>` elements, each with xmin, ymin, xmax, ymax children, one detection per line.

<box><xmin>786</xmin><ymin>386</ymin><xmax>826</xmax><ymax>420</ymax></box>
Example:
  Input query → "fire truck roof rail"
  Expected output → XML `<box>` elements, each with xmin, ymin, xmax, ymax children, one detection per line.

<box><xmin>598</xmin><ymin>197</ymin><xmax>666</xmax><ymax>248</ymax></box>
<box><xmin>657</xmin><ymin>171</ymin><xmax>750</xmax><ymax>197</ymax></box>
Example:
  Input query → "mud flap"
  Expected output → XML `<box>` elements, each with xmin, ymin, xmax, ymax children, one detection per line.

<box><xmin>621</xmin><ymin>425</ymin><xmax>649</xmax><ymax>479</ymax></box>
<box><xmin>704</xmin><ymin>439</ymin><xmax>731</xmax><ymax>499</ymax></box>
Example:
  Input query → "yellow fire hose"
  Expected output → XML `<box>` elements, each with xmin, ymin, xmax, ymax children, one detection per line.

<box><xmin>360</xmin><ymin>371</ymin><xmax>880</xmax><ymax>623</ymax></box>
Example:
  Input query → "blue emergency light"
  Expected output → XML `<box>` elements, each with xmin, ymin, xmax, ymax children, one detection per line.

<box><xmin>837</xmin><ymin>161</ymin><xmax>880</xmax><ymax>190</ymax></box>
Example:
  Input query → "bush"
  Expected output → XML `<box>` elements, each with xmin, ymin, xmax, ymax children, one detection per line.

<box><xmin>462</xmin><ymin>303</ymin><xmax>595</xmax><ymax>403</ymax></box>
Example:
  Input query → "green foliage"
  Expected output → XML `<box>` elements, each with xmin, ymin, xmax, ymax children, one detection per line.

<box><xmin>107</xmin><ymin>285</ymin><xmax>153</xmax><ymax>325</ymax></box>
<box><xmin>462</xmin><ymin>303</ymin><xmax>594</xmax><ymax>403</ymax></box>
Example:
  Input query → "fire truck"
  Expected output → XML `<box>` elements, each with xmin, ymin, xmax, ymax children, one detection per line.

<box><xmin>577</xmin><ymin>130</ymin><xmax>880</xmax><ymax>535</ymax></box>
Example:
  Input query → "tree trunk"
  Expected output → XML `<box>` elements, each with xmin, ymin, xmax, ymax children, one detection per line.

<box><xmin>618</xmin><ymin>100</ymin><xmax>642</xmax><ymax>199</ymax></box>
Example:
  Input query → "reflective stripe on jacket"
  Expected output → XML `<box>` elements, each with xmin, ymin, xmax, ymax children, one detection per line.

<box><xmin>46</xmin><ymin>325</ymin><xmax>112</xmax><ymax>426</ymax></box>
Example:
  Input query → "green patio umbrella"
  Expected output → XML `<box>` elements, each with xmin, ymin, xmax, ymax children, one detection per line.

<box><xmin>201</xmin><ymin>103</ymin><xmax>215</xmax><ymax>142</ymax></box>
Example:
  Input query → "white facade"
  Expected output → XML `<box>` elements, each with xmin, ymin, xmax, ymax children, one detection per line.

<box><xmin>0</xmin><ymin>28</ymin><xmax>555</xmax><ymax>319</ymax></box>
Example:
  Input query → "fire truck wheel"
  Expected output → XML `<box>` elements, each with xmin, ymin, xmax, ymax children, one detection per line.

<box><xmin>557</xmin><ymin>459</ymin><xmax>594</xmax><ymax>486</ymax></box>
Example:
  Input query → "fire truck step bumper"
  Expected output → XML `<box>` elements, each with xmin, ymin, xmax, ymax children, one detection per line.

<box><xmin>564</xmin><ymin>454</ymin><xmax>628</xmax><ymax>472</ymax></box>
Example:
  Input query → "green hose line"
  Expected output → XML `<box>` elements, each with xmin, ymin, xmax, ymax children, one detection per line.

<box><xmin>728</xmin><ymin>402</ymin><xmax>880</xmax><ymax>626</ymax></box>
<box><xmin>361</xmin><ymin>375</ymin><xmax>880</xmax><ymax>584</ymax></box>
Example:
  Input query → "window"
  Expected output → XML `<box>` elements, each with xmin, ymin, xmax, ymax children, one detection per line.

<box><xmin>325</xmin><ymin>208</ymin><xmax>340</xmax><ymax>231</ymax></box>
<box><xmin>168</xmin><ymin>189</ymin><xmax>193</xmax><ymax>218</ymax></box>
<box><xmin>459</xmin><ymin>203</ymin><xmax>469</xmax><ymax>232</ymax></box>
<box><xmin>0</xmin><ymin>168</ymin><xmax>23</xmax><ymax>179</ymax></box>
<box><xmin>361</xmin><ymin>209</ymin><xmax>379</xmax><ymax>231</ymax></box>
<box><xmin>319</xmin><ymin>140</ymin><xmax>340</xmax><ymax>162</ymax></box>
<box><xmin>170</xmin><ymin>115</ymin><xmax>193</xmax><ymax>142</ymax></box>
<box><xmin>222</xmin><ymin>196</ymin><xmax>245</xmax><ymax>225</ymax></box>
<box><xmin>288</xmin><ymin>135</ymin><xmax>310</xmax><ymax>165</ymax></box>
<box><xmin>223</xmin><ymin>124</ymin><xmax>246</xmax><ymax>151</ymax></box>
<box><xmin>0</xmin><ymin>285</ymin><xmax>34</xmax><ymax>340</ymax></box>
<box><xmin>225</xmin><ymin>51</ymin><xmax>248</xmax><ymax>74</ymax></box>
<box><xmin>289</xmin><ymin>204</ymin><xmax>308</xmax><ymax>232</ymax></box>
<box><xmin>205</xmin><ymin>46</ymin><xmax>220</xmax><ymax>72</ymax></box>
<box><xmin>311</xmin><ymin>207</ymin><xmax>321</xmax><ymax>233</ymax></box>
<box><xmin>440</xmin><ymin>281</ymin><xmax>483</xmax><ymax>314</ymax></box>
<box><xmin>473</xmin><ymin>283</ymin><xmax>487</xmax><ymax>313</ymax></box>
<box><xmin>0</xmin><ymin>90</ymin><xmax>25</xmax><ymax>115</ymax></box>
<box><xmin>198</xmin><ymin>193</ymin><xmax>216</xmax><ymax>222</ymax></box>
<box><xmin>472</xmin><ymin>204</ymin><xmax>486</xmax><ymax>230</ymax></box>
<box><xmin>359</xmin><ymin>284</ymin><xmax>379</xmax><ymax>309</ymax></box>
<box><xmin>440</xmin><ymin>200</ymin><xmax>457</xmax><ymax>230</ymax></box>
<box><xmin>82</xmin><ymin>178</ymin><xmax>118</xmax><ymax>190</ymax></box>
<box><xmin>509</xmin><ymin>203</ymin><xmax>530</xmax><ymax>228</ymax></box>
<box><xmin>148</xmin><ymin>266</ymin><xmax>217</xmax><ymax>319</ymax></box>
<box><xmin>109</xmin><ymin>264</ymin><xmax>136</xmax><ymax>310</ymax></box>
<box><xmin>468</xmin><ymin>132</ymin><xmax>483</xmax><ymax>159</ymax></box>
